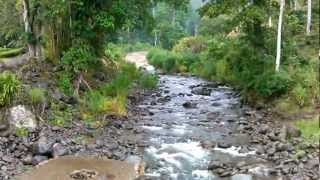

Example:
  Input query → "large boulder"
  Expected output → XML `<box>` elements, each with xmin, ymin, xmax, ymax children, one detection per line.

<box><xmin>8</xmin><ymin>105</ymin><xmax>37</xmax><ymax>130</ymax></box>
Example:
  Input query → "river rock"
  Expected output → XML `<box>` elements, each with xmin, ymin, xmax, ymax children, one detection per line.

<box><xmin>52</xmin><ymin>143</ymin><xmax>68</xmax><ymax>158</ymax></box>
<box><xmin>22</xmin><ymin>154</ymin><xmax>33</xmax><ymax>165</ymax></box>
<box><xmin>191</xmin><ymin>87</ymin><xmax>212</xmax><ymax>96</ymax></box>
<box><xmin>7</xmin><ymin>105</ymin><xmax>37</xmax><ymax>130</ymax></box>
<box><xmin>32</xmin><ymin>136</ymin><xmax>53</xmax><ymax>156</ymax></box>
<box><xmin>286</xmin><ymin>124</ymin><xmax>301</xmax><ymax>138</ymax></box>
<box><xmin>32</xmin><ymin>155</ymin><xmax>48</xmax><ymax>165</ymax></box>
<box><xmin>182</xmin><ymin>101</ymin><xmax>197</xmax><ymax>109</ymax></box>
<box><xmin>217</xmin><ymin>142</ymin><xmax>231</xmax><ymax>149</ymax></box>
<box><xmin>208</xmin><ymin>161</ymin><xmax>223</xmax><ymax>170</ymax></box>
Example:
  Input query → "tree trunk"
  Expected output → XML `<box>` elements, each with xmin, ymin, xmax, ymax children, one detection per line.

<box><xmin>172</xmin><ymin>10</ymin><xmax>176</xmax><ymax>25</ymax></box>
<box><xmin>294</xmin><ymin>0</ymin><xmax>298</xmax><ymax>10</ymax></box>
<box><xmin>268</xmin><ymin>16</ymin><xmax>273</xmax><ymax>27</ymax></box>
<box><xmin>22</xmin><ymin>0</ymin><xmax>36</xmax><ymax>57</ymax></box>
<box><xmin>275</xmin><ymin>0</ymin><xmax>285</xmax><ymax>72</ymax></box>
<box><xmin>306</xmin><ymin>0</ymin><xmax>312</xmax><ymax>35</ymax></box>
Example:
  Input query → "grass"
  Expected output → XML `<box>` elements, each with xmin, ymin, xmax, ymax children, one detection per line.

<box><xmin>0</xmin><ymin>47</ymin><xmax>24</xmax><ymax>58</ymax></box>
<box><xmin>294</xmin><ymin>116</ymin><xmax>320</xmax><ymax>143</ymax></box>
<box><xmin>28</xmin><ymin>87</ymin><xmax>46</xmax><ymax>105</ymax></box>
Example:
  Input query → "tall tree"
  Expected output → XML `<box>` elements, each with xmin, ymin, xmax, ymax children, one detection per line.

<box><xmin>306</xmin><ymin>0</ymin><xmax>312</xmax><ymax>35</ymax></box>
<box><xmin>276</xmin><ymin>0</ymin><xmax>285</xmax><ymax>72</ymax></box>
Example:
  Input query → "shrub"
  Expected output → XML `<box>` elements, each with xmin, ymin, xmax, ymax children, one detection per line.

<box><xmin>148</xmin><ymin>49</ymin><xmax>168</xmax><ymax>68</ymax></box>
<box><xmin>49</xmin><ymin>103</ymin><xmax>73</xmax><ymax>127</ymax></box>
<box><xmin>61</xmin><ymin>40</ymin><xmax>97</xmax><ymax>73</ymax></box>
<box><xmin>139</xmin><ymin>74</ymin><xmax>158</xmax><ymax>89</ymax></box>
<box><xmin>163</xmin><ymin>54</ymin><xmax>178</xmax><ymax>73</ymax></box>
<box><xmin>84</xmin><ymin>91</ymin><xmax>107</xmax><ymax>114</ymax></box>
<box><xmin>83</xmin><ymin>90</ymin><xmax>127</xmax><ymax>116</ymax></box>
<box><xmin>103</xmin><ymin>95</ymin><xmax>127</xmax><ymax>116</ymax></box>
<box><xmin>291</xmin><ymin>85</ymin><xmax>308</xmax><ymax>107</ymax></box>
<box><xmin>249</xmin><ymin>71</ymin><xmax>293</xmax><ymax>98</ymax></box>
<box><xmin>0</xmin><ymin>71</ymin><xmax>20</xmax><ymax>106</ymax></box>
<box><xmin>57</xmin><ymin>72</ymin><xmax>74</xmax><ymax>96</ymax></box>
<box><xmin>173</xmin><ymin>36</ymin><xmax>207</xmax><ymax>54</ymax></box>
<box><xmin>28</xmin><ymin>87</ymin><xmax>46</xmax><ymax>105</ymax></box>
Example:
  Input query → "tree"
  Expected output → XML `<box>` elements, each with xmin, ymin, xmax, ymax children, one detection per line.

<box><xmin>275</xmin><ymin>0</ymin><xmax>285</xmax><ymax>72</ymax></box>
<box><xmin>306</xmin><ymin>0</ymin><xmax>312</xmax><ymax>35</ymax></box>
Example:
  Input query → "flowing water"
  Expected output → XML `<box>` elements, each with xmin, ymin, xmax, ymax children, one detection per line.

<box><xmin>135</xmin><ymin>75</ymin><xmax>274</xmax><ymax>180</ymax></box>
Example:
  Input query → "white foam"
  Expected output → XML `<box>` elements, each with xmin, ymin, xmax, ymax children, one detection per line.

<box><xmin>142</xmin><ymin>126</ymin><xmax>163</xmax><ymax>131</ymax></box>
<box><xmin>172</xmin><ymin>125</ymin><xmax>187</xmax><ymax>134</ymax></box>
<box><xmin>145</xmin><ymin>142</ymin><xmax>210</xmax><ymax>174</ymax></box>
<box><xmin>214</xmin><ymin>146</ymin><xmax>256</xmax><ymax>157</ymax></box>
<box><xmin>192</xmin><ymin>170</ymin><xmax>214</xmax><ymax>178</ymax></box>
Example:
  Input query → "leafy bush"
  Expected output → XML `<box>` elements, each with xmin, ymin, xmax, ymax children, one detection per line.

<box><xmin>84</xmin><ymin>91</ymin><xmax>107</xmax><ymax>114</ymax></box>
<box><xmin>57</xmin><ymin>72</ymin><xmax>74</xmax><ymax>96</ymax></box>
<box><xmin>49</xmin><ymin>103</ymin><xmax>73</xmax><ymax>127</ymax></box>
<box><xmin>163</xmin><ymin>54</ymin><xmax>178</xmax><ymax>73</ymax></box>
<box><xmin>61</xmin><ymin>40</ymin><xmax>97</xmax><ymax>73</ymax></box>
<box><xmin>291</xmin><ymin>85</ymin><xmax>308</xmax><ymax>107</ymax></box>
<box><xmin>139</xmin><ymin>74</ymin><xmax>158</xmax><ymax>89</ymax></box>
<box><xmin>0</xmin><ymin>71</ymin><xmax>20</xmax><ymax>106</ymax></box>
<box><xmin>249</xmin><ymin>71</ymin><xmax>293</xmax><ymax>98</ymax></box>
<box><xmin>28</xmin><ymin>87</ymin><xmax>46</xmax><ymax>105</ymax></box>
<box><xmin>173</xmin><ymin>36</ymin><xmax>207</xmax><ymax>54</ymax></box>
<box><xmin>83</xmin><ymin>90</ymin><xmax>127</xmax><ymax>116</ymax></box>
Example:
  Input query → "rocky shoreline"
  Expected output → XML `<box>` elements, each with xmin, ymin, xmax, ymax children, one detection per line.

<box><xmin>0</xmin><ymin>63</ymin><xmax>318</xmax><ymax>180</ymax></box>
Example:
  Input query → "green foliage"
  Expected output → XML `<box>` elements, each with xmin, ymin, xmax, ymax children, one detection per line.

<box><xmin>57</xmin><ymin>72</ymin><xmax>74</xmax><ymax>96</ymax></box>
<box><xmin>84</xmin><ymin>91</ymin><xmax>107</xmax><ymax>114</ymax></box>
<box><xmin>104</xmin><ymin>43</ymin><xmax>124</xmax><ymax>62</ymax></box>
<box><xmin>61</xmin><ymin>40</ymin><xmax>97</xmax><ymax>73</ymax></box>
<box><xmin>294</xmin><ymin>116</ymin><xmax>320</xmax><ymax>143</ymax></box>
<box><xmin>249</xmin><ymin>72</ymin><xmax>293</xmax><ymax>98</ymax></box>
<box><xmin>0</xmin><ymin>0</ymin><xmax>23</xmax><ymax>47</ymax></box>
<box><xmin>173</xmin><ymin>36</ymin><xmax>207</xmax><ymax>54</ymax></box>
<box><xmin>291</xmin><ymin>85</ymin><xmax>308</xmax><ymax>107</ymax></box>
<box><xmin>0</xmin><ymin>71</ymin><xmax>20</xmax><ymax>106</ymax></box>
<box><xmin>28</xmin><ymin>87</ymin><xmax>46</xmax><ymax>105</ymax></box>
<box><xmin>15</xmin><ymin>127</ymin><xmax>29</xmax><ymax>137</ymax></box>
<box><xmin>50</xmin><ymin>103</ymin><xmax>73</xmax><ymax>127</ymax></box>
<box><xmin>0</xmin><ymin>47</ymin><xmax>24</xmax><ymax>58</ymax></box>
<box><xmin>139</xmin><ymin>74</ymin><xmax>158</xmax><ymax>89</ymax></box>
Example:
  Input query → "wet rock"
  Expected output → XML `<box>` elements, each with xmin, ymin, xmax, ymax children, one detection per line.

<box><xmin>22</xmin><ymin>154</ymin><xmax>33</xmax><ymax>165</ymax></box>
<box><xmin>267</xmin><ymin>147</ymin><xmax>276</xmax><ymax>156</ymax></box>
<box><xmin>8</xmin><ymin>105</ymin><xmax>37</xmax><ymax>130</ymax></box>
<box><xmin>191</xmin><ymin>87</ymin><xmax>212</xmax><ymax>96</ymax></box>
<box><xmin>208</xmin><ymin>161</ymin><xmax>223</xmax><ymax>170</ymax></box>
<box><xmin>182</xmin><ymin>101</ymin><xmax>197</xmax><ymax>109</ymax></box>
<box><xmin>258</xmin><ymin>124</ymin><xmax>269</xmax><ymax>134</ymax></box>
<box><xmin>52</xmin><ymin>143</ymin><xmax>68</xmax><ymax>158</ymax></box>
<box><xmin>150</xmin><ymin>101</ymin><xmax>157</xmax><ymax>106</ymax></box>
<box><xmin>200</xmin><ymin>140</ymin><xmax>216</xmax><ymax>149</ymax></box>
<box><xmin>32</xmin><ymin>136</ymin><xmax>53</xmax><ymax>156</ymax></box>
<box><xmin>276</xmin><ymin>143</ymin><xmax>288</xmax><ymax>152</ymax></box>
<box><xmin>211</xmin><ymin>102</ymin><xmax>222</xmax><ymax>106</ymax></box>
<box><xmin>207</xmin><ymin>112</ymin><xmax>220</xmax><ymax>120</ymax></box>
<box><xmin>219</xmin><ymin>171</ymin><xmax>232</xmax><ymax>177</ymax></box>
<box><xmin>32</xmin><ymin>155</ymin><xmax>48</xmax><ymax>165</ymax></box>
<box><xmin>217</xmin><ymin>142</ymin><xmax>231</xmax><ymax>149</ymax></box>
<box><xmin>286</xmin><ymin>124</ymin><xmax>301</xmax><ymax>138</ymax></box>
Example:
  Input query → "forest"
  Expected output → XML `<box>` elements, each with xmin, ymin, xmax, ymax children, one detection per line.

<box><xmin>0</xmin><ymin>0</ymin><xmax>319</xmax><ymax>180</ymax></box>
